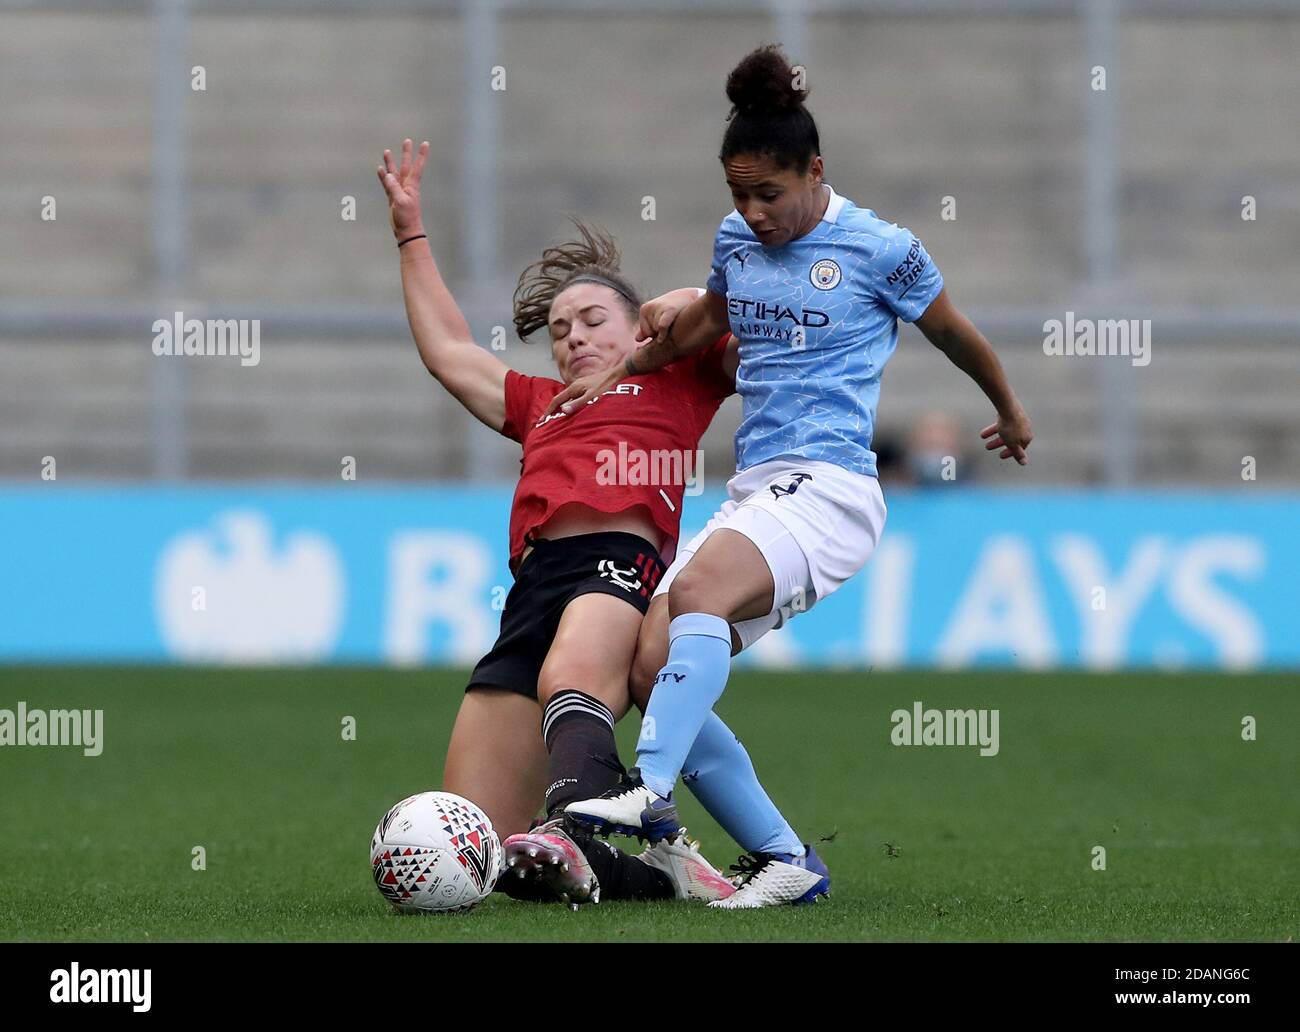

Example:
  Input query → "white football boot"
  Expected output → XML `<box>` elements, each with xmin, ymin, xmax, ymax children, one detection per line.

<box><xmin>707</xmin><ymin>845</ymin><xmax>831</xmax><ymax>909</ymax></box>
<box><xmin>636</xmin><ymin>832</ymin><xmax>737</xmax><ymax>903</ymax></box>
<box><xmin>564</xmin><ymin>767</ymin><xmax>680</xmax><ymax>842</ymax></box>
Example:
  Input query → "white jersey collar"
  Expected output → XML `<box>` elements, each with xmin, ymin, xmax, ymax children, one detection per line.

<box><xmin>821</xmin><ymin>183</ymin><xmax>846</xmax><ymax>225</ymax></box>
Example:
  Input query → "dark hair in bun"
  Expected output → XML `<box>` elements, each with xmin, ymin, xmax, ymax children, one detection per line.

<box><xmin>720</xmin><ymin>44</ymin><xmax>820</xmax><ymax>173</ymax></box>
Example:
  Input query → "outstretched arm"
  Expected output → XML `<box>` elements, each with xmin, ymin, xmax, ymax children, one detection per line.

<box><xmin>546</xmin><ymin>288</ymin><xmax>730</xmax><ymax>416</ymax></box>
<box><xmin>378</xmin><ymin>139</ymin><xmax>507</xmax><ymax>432</ymax></box>
<box><xmin>914</xmin><ymin>288</ymin><xmax>1033</xmax><ymax>465</ymax></box>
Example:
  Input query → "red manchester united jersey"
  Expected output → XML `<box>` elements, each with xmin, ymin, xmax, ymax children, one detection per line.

<box><xmin>500</xmin><ymin>336</ymin><xmax>733</xmax><ymax>568</ymax></box>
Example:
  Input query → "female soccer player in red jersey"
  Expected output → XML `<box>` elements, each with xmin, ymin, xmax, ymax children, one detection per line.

<box><xmin>378</xmin><ymin>139</ymin><xmax>808</xmax><ymax>905</ymax></box>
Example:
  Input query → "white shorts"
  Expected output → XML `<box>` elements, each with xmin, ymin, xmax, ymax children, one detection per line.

<box><xmin>653</xmin><ymin>458</ymin><xmax>887</xmax><ymax>651</ymax></box>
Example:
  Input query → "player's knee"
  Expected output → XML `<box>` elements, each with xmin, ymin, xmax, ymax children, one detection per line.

<box><xmin>629</xmin><ymin>604</ymin><xmax>668</xmax><ymax>710</ymax></box>
<box><xmin>628</xmin><ymin>662</ymin><xmax>654</xmax><ymax>713</ymax></box>
<box><xmin>665</xmin><ymin>562</ymin><xmax>712</xmax><ymax>617</ymax></box>
<box><xmin>537</xmin><ymin>671</ymin><xmax>629</xmax><ymax>718</ymax></box>
<box><xmin>536</xmin><ymin>673</ymin><xmax>578</xmax><ymax>708</ymax></box>
<box><xmin>629</xmin><ymin>644</ymin><xmax>661</xmax><ymax>713</ymax></box>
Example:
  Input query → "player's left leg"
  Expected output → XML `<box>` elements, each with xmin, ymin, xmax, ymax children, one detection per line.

<box><xmin>442</xmin><ymin>688</ymin><xmax>549</xmax><ymax>840</ymax></box>
<box><xmin>445</xmin><ymin>688</ymin><xmax>590</xmax><ymax>905</ymax></box>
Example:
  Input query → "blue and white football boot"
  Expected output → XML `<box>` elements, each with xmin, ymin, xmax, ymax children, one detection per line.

<box><xmin>564</xmin><ymin>767</ymin><xmax>680</xmax><ymax>843</ymax></box>
<box><xmin>708</xmin><ymin>845</ymin><xmax>831</xmax><ymax>909</ymax></box>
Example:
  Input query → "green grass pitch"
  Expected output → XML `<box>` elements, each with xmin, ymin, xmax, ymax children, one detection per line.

<box><xmin>1</xmin><ymin>666</ymin><xmax>1295</xmax><ymax>942</ymax></box>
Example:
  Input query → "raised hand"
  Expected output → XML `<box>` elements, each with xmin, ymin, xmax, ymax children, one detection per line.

<box><xmin>376</xmin><ymin>138</ymin><xmax>430</xmax><ymax>240</ymax></box>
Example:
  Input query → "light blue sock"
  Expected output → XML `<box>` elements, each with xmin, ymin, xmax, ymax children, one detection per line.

<box><xmin>636</xmin><ymin>612</ymin><xmax>732</xmax><ymax>798</ymax></box>
<box><xmin>682</xmin><ymin>711</ymin><xmax>804</xmax><ymax>856</ymax></box>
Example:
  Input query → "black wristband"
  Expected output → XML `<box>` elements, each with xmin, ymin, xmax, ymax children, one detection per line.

<box><xmin>397</xmin><ymin>233</ymin><xmax>427</xmax><ymax>248</ymax></box>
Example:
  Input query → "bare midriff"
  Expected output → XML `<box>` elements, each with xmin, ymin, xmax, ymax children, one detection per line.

<box><xmin>519</xmin><ymin>501</ymin><xmax>663</xmax><ymax>566</ymax></box>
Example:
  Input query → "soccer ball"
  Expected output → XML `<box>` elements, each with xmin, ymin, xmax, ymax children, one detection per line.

<box><xmin>370</xmin><ymin>791</ymin><xmax>502</xmax><ymax>913</ymax></box>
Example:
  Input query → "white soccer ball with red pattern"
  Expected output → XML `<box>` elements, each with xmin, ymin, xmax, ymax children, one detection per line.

<box><xmin>370</xmin><ymin>791</ymin><xmax>502</xmax><ymax>913</ymax></box>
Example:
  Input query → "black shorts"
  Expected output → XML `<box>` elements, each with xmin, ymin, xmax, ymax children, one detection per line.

<box><xmin>466</xmin><ymin>531</ymin><xmax>665</xmax><ymax>700</ymax></box>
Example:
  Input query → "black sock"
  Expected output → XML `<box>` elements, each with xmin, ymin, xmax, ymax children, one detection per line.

<box><xmin>573</xmin><ymin>830</ymin><xmax>674</xmax><ymax>901</ymax></box>
<box><xmin>495</xmin><ymin>825</ymin><xmax>674</xmax><ymax>902</ymax></box>
<box><xmin>539</xmin><ymin>691</ymin><xmax>673</xmax><ymax>900</ymax></box>
<box><xmin>541</xmin><ymin>690</ymin><xmax>625</xmax><ymax>817</ymax></box>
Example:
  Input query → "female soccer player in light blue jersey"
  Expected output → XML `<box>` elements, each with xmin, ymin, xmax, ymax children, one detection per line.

<box><xmin>554</xmin><ymin>45</ymin><xmax>1034</xmax><ymax>907</ymax></box>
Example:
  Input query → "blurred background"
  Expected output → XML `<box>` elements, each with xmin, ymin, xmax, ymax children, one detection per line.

<box><xmin>2</xmin><ymin>0</ymin><xmax>1297</xmax><ymax>668</ymax></box>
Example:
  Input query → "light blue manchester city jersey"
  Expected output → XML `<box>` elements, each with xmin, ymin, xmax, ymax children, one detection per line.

<box><xmin>706</xmin><ymin>185</ymin><xmax>944</xmax><ymax>477</ymax></box>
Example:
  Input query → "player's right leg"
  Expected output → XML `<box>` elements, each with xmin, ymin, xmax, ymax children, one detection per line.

<box><xmin>565</xmin><ymin>526</ymin><xmax>777</xmax><ymax>839</ymax></box>
<box><xmin>534</xmin><ymin>591</ymin><xmax>640</xmax><ymax>815</ymax></box>
<box><xmin>521</xmin><ymin>591</ymin><xmax>731</xmax><ymax>904</ymax></box>
<box><xmin>495</xmin><ymin>533</ymin><xmax>731</xmax><ymax>904</ymax></box>
<box><xmin>569</xmin><ymin>462</ymin><xmax>881</xmax><ymax>907</ymax></box>
<box><xmin>631</xmin><ymin>595</ymin><xmax>804</xmax><ymax>857</ymax></box>
<box><xmin>631</xmin><ymin>594</ymin><xmax>829</xmax><ymax>907</ymax></box>
<box><xmin>507</xmin><ymin>590</ymin><xmax>658</xmax><ymax>904</ymax></box>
